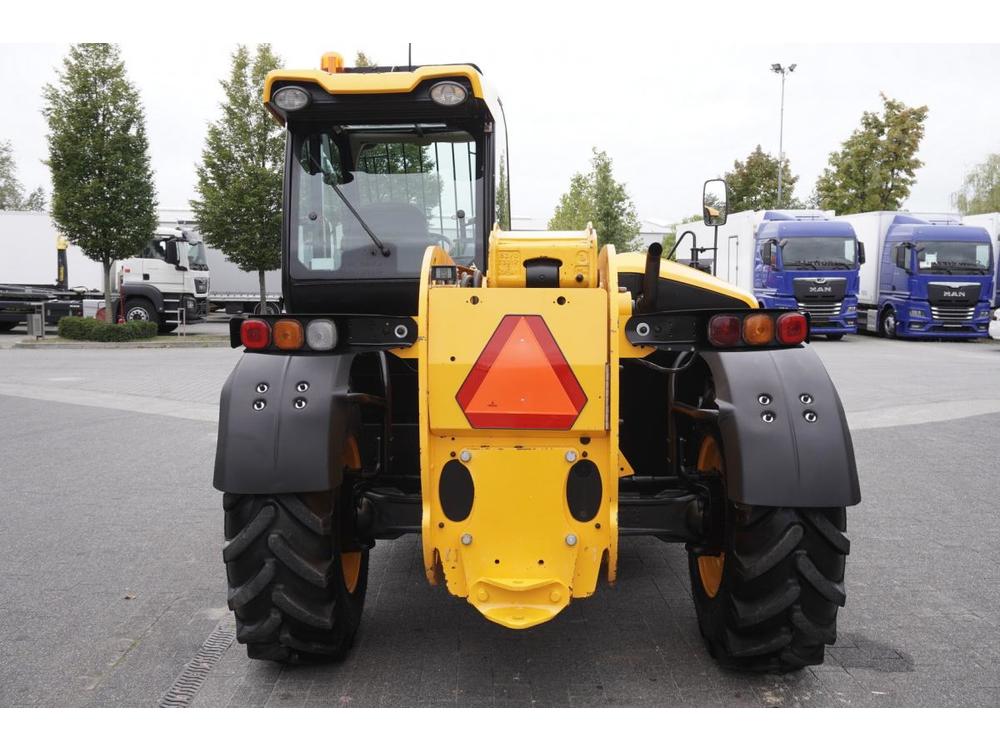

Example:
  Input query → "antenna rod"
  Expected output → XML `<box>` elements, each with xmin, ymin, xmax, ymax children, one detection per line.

<box><xmin>408</xmin><ymin>43</ymin><xmax>412</xmax><ymax>68</ymax></box>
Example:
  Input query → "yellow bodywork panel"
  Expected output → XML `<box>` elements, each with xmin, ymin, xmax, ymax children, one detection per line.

<box><xmin>615</xmin><ymin>251</ymin><xmax>759</xmax><ymax>310</ymax></box>
<box><xmin>413</xmin><ymin>232</ymin><xmax>618</xmax><ymax>629</ymax></box>
<box><xmin>264</xmin><ymin>64</ymin><xmax>485</xmax><ymax>102</ymax></box>
<box><xmin>486</xmin><ymin>226</ymin><xmax>599</xmax><ymax>289</ymax></box>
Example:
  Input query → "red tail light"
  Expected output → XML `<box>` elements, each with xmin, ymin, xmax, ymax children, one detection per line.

<box><xmin>708</xmin><ymin>315</ymin><xmax>741</xmax><ymax>347</ymax></box>
<box><xmin>240</xmin><ymin>319</ymin><xmax>271</xmax><ymax>350</ymax></box>
<box><xmin>776</xmin><ymin>312</ymin><xmax>808</xmax><ymax>345</ymax></box>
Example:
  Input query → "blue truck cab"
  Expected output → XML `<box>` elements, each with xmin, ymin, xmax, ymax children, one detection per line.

<box><xmin>752</xmin><ymin>212</ymin><xmax>862</xmax><ymax>338</ymax></box>
<box><xmin>855</xmin><ymin>214</ymin><xmax>994</xmax><ymax>339</ymax></box>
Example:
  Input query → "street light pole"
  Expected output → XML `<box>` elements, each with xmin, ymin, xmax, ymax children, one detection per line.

<box><xmin>771</xmin><ymin>63</ymin><xmax>796</xmax><ymax>206</ymax></box>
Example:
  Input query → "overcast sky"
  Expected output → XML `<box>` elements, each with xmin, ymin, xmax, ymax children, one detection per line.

<box><xmin>2</xmin><ymin>39</ymin><xmax>999</xmax><ymax>229</ymax></box>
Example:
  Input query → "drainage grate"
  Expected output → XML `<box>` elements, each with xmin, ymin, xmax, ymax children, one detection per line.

<box><xmin>158</xmin><ymin>619</ymin><xmax>237</xmax><ymax>707</ymax></box>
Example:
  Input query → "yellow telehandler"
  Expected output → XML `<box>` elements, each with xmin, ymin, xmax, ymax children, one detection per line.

<box><xmin>214</xmin><ymin>53</ymin><xmax>859</xmax><ymax>672</ymax></box>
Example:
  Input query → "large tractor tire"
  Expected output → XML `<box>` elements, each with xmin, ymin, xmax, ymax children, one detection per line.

<box><xmin>223</xmin><ymin>438</ymin><xmax>368</xmax><ymax>663</ymax></box>
<box><xmin>687</xmin><ymin>434</ymin><xmax>849</xmax><ymax>672</ymax></box>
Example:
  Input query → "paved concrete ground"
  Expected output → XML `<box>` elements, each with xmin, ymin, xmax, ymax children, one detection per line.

<box><xmin>0</xmin><ymin>335</ymin><xmax>999</xmax><ymax>707</ymax></box>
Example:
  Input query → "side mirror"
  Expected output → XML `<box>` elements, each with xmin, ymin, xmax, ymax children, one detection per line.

<box><xmin>857</xmin><ymin>241</ymin><xmax>866</xmax><ymax>265</ymax></box>
<box><xmin>761</xmin><ymin>243</ymin><xmax>772</xmax><ymax>266</ymax></box>
<box><xmin>165</xmin><ymin>241</ymin><xmax>180</xmax><ymax>266</ymax></box>
<box><xmin>702</xmin><ymin>178</ymin><xmax>729</xmax><ymax>227</ymax></box>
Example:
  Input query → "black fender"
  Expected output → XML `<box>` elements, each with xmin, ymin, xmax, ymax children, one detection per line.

<box><xmin>120</xmin><ymin>282</ymin><xmax>165</xmax><ymax>313</ymax></box>
<box><xmin>213</xmin><ymin>352</ymin><xmax>356</xmax><ymax>495</ymax></box>
<box><xmin>699</xmin><ymin>347</ymin><xmax>860</xmax><ymax>508</ymax></box>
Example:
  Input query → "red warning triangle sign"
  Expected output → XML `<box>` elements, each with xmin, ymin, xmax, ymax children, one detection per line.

<box><xmin>456</xmin><ymin>315</ymin><xmax>587</xmax><ymax>429</ymax></box>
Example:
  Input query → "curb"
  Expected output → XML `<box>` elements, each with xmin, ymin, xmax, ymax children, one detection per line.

<box><xmin>13</xmin><ymin>336</ymin><xmax>231</xmax><ymax>350</ymax></box>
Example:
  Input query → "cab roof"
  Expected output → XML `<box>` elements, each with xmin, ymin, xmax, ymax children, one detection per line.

<box><xmin>263</xmin><ymin>56</ymin><xmax>501</xmax><ymax>126</ymax></box>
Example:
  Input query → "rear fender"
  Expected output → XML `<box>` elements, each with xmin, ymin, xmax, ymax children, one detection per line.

<box><xmin>213</xmin><ymin>352</ymin><xmax>355</xmax><ymax>494</ymax></box>
<box><xmin>698</xmin><ymin>347</ymin><xmax>860</xmax><ymax>508</ymax></box>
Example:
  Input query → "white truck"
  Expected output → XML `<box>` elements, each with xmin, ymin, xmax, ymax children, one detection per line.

<box><xmin>158</xmin><ymin>208</ymin><xmax>281</xmax><ymax>314</ymax></box>
<box><xmin>673</xmin><ymin>209</ymin><xmax>863</xmax><ymax>338</ymax></box>
<box><xmin>0</xmin><ymin>210</ymin><xmax>210</xmax><ymax>332</ymax></box>
<box><xmin>840</xmin><ymin>211</ymin><xmax>994</xmax><ymax>339</ymax></box>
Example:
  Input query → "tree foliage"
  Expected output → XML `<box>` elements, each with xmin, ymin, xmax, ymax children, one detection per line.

<box><xmin>43</xmin><ymin>43</ymin><xmax>157</xmax><ymax>318</ymax></box>
<box><xmin>549</xmin><ymin>148</ymin><xmax>641</xmax><ymax>252</ymax></box>
<box><xmin>815</xmin><ymin>93</ymin><xmax>928</xmax><ymax>214</ymax></box>
<box><xmin>192</xmin><ymin>44</ymin><xmax>284</xmax><ymax>307</ymax></box>
<box><xmin>354</xmin><ymin>51</ymin><xmax>376</xmax><ymax>68</ymax></box>
<box><xmin>0</xmin><ymin>140</ymin><xmax>46</xmax><ymax>211</ymax></box>
<box><xmin>496</xmin><ymin>153</ymin><xmax>510</xmax><ymax>230</ymax></box>
<box><xmin>953</xmin><ymin>153</ymin><xmax>1000</xmax><ymax>215</ymax></box>
<box><xmin>724</xmin><ymin>145</ymin><xmax>799</xmax><ymax>211</ymax></box>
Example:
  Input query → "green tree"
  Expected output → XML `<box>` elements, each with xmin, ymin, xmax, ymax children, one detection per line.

<box><xmin>43</xmin><ymin>43</ymin><xmax>157</xmax><ymax>321</ymax></box>
<box><xmin>354</xmin><ymin>51</ymin><xmax>376</xmax><ymax>68</ymax></box>
<box><xmin>496</xmin><ymin>153</ymin><xmax>510</xmax><ymax>230</ymax></box>
<box><xmin>549</xmin><ymin>148</ymin><xmax>641</xmax><ymax>252</ymax></box>
<box><xmin>953</xmin><ymin>154</ymin><xmax>1000</xmax><ymax>214</ymax></box>
<box><xmin>193</xmin><ymin>44</ymin><xmax>284</xmax><ymax>309</ymax></box>
<box><xmin>0</xmin><ymin>140</ymin><xmax>46</xmax><ymax>210</ymax></box>
<box><xmin>724</xmin><ymin>145</ymin><xmax>799</xmax><ymax>211</ymax></box>
<box><xmin>815</xmin><ymin>93</ymin><xmax>928</xmax><ymax>214</ymax></box>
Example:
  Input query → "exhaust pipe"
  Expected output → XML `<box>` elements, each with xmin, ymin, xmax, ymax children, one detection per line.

<box><xmin>638</xmin><ymin>242</ymin><xmax>663</xmax><ymax>313</ymax></box>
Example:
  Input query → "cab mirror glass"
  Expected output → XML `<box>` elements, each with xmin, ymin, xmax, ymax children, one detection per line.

<box><xmin>703</xmin><ymin>179</ymin><xmax>728</xmax><ymax>227</ymax></box>
<box><xmin>165</xmin><ymin>241</ymin><xmax>180</xmax><ymax>266</ymax></box>
<box><xmin>761</xmin><ymin>243</ymin><xmax>772</xmax><ymax>265</ymax></box>
<box><xmin>858</xmin><ymin>241</ymin><xmax>866</xmax><ymax>265</ymax></box>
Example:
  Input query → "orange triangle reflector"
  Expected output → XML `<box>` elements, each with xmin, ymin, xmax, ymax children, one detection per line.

<box><xmin>456</xmin><ymin>315</ymin><xmax>587</xmax><ymax>429</ymax></box>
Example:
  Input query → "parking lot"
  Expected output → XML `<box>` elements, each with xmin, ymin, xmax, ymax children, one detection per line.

<box><xmin>1</xmin><ymin>332</ymin><xmax>999</xmax><ymax>707</ymax></box>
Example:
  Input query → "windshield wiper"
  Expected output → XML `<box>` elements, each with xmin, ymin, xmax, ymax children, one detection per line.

<box><xmin>928</xmin><ymin>264</ymin><xmax>954</xmax><ymax>275</ymax></box>
<box><xmin>328</xmin><ymin>182</ymin><xmax>390</xmax><ymax>257</ymax></box>
<box><xmin>785</xmin><ymin>261</ymin><xmax>818</xmax><ymax>270</ymax></box>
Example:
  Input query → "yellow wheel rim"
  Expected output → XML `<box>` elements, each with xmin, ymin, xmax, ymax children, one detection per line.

<box><xmin>341</xmin><ymin>436</ymin><xmax>363</xmax><ymax>594</ymax></box>
<box><xmin>696</xmin><ymin>436</ymin><xmax>725</xmax><ymax>599</ymax></box>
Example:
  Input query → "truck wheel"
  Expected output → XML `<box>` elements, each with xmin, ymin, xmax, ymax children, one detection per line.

<box><xmin>253</xmin><ymin>302</ymin><xmax>281</xmax><ymax>315</ymax></box>
<box><xmin>687</xmin><ymin>434</ymin><xmax>849</xmax><ymax>672</ymax></box>
<box><xmin>826</xmin><ymin>333</ymin><xmax>845</xmax><ymax>341</ymax></box>
<box><xmin>223</xmin><ymin>440</ymin><xmax>368</xmax><ymax>663</ymax></box>
<box><xmin>125</xmin><ymin>299</ymin><xmax>158</xmax><ymax>326</ymax></box>
<box><xmin>880</xmin><ymin>308</ymin><xmax>897</xmax><ymax>338</ymax></box>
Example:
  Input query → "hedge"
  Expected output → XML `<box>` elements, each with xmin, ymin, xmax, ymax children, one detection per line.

<box><xmin>58</xmin><ymin>316</ymin><xmax>158</xmax><ymax>342</ymax></box>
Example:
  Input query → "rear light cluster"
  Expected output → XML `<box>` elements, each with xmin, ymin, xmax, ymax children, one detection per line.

<box><xmin>240</xmin><ymin>318</ymin><xmax>339</xmax><ymax>352</ymax></box>
<box><xmin>708</xmin><ymin>312</ymin><xmax>808</xmax><ymax>348</ymax></box>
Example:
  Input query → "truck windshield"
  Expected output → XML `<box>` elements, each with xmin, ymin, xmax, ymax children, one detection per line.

<box><xmin>780</xmin><ymin>237</ymin><xmax>857</xmax><ymax>269</ymax></box>
<box><xmin>186</xmin><ymin>241</ymin><xmax>208</xmax><ymax>271</ymax></box>
<box><xmin>916</xmin><ymin>242</ymin><xmax>992</xmax><ymax>275</ymax></box>
<box><xmin>290</xmin><ymin>125</ymin><xmax>483</xmax><ymax>279</ymax></box>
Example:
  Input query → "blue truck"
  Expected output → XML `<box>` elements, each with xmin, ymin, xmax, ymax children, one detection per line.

<box><xmin>842</xmin><ymin>212</ymin><xmax>994</xmax><ymax>339</ymax></box>
<box><xmin>674</xmin><ymin>210</ymin><xmax>863</xmax><ymax>339</ymax></box>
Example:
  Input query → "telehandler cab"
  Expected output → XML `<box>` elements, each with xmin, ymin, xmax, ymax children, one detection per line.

<box><xmin>214</xmin><ymin>52</ymin><xmax>860</xmax><ymax>672</ymax></box>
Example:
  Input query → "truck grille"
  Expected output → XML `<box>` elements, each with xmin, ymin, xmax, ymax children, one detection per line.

<box><xmin>930</xmin><ymin>305</ymin><xmax>974</xmax><ymax>322</ymax></box>
<box><xmin>797</xmin><ymin>301</ymin><xmax>842</xmax><ymax>320</ymax></box>
<box><xmin>194</xmin><ymin>278</ymin><xmax>209</xmax><ymax>295</ymax></box>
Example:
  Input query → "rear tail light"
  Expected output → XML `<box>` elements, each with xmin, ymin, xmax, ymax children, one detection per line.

<box><xmin>240</xmin><ymin>319</ymin><xmax>270</xmax><ymax>350</ymax></box>
<box><xmin>707</xmin><ymin>315</ymin><xmax>741</xmax><ymax>347</ymax></box>
<box><xmin>743</xmin><ymin>313</ymin><xmax>775</xmax><ymax>345</ymax></box>
<box><xmin>776</xmin><ymin>312</ymin><xmax>808</xmax><ymax>345</ymax></box>
<box><xmin>306</xmin><ymin>319</ymin><xmax>337</xmax><ymax>351</ymax></box>
<box><xmin>273</xmin><ymin>319</ymin><xmax>305</xmax><ymax>350</ymax></box>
